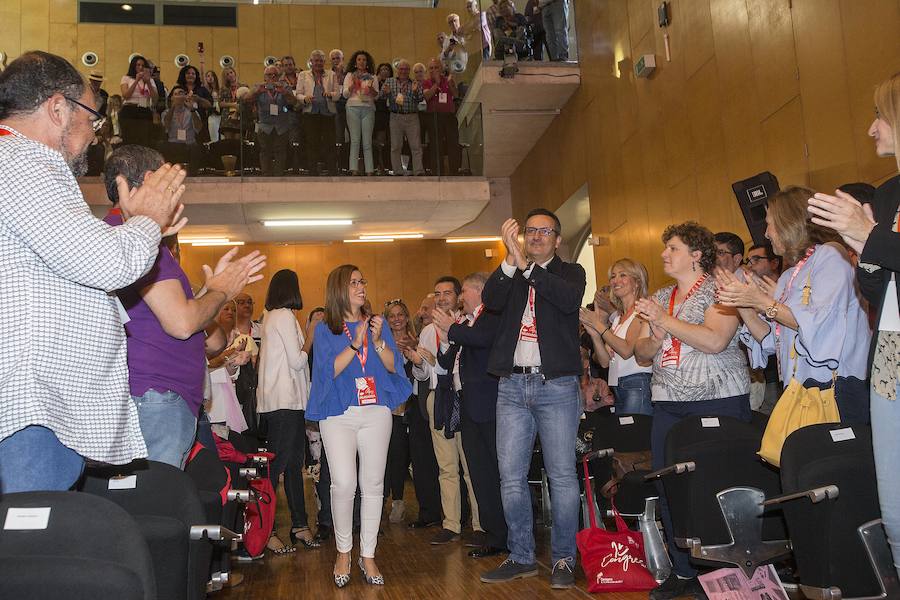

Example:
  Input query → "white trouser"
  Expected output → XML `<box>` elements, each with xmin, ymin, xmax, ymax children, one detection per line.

<box><xmin>320</xmin><ymin>405</ymin><xmax>393</xmax><ymax>557</ymax></box>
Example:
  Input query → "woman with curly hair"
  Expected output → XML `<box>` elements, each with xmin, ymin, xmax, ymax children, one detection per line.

<box><xmin>342</xmin><ymin>50</ymin><xmax>379</xmax><ymax>175</ymax></box>
<box><xmin>633</xmin><ymin>221</ymin><xmax>750</xmax><ymax>598</ymax></box>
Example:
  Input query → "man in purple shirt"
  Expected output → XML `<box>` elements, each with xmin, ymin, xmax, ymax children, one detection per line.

<box><xmin>103</xmin><ymin>145</ymin><xmax>266</xmax><ymax>467</ymax></box>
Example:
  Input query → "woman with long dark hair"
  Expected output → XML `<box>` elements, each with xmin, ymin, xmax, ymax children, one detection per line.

<box><xmin>307</xmin><ymin>265</ymin><xmax>412</xmax><ymax>587</ymax></box>
<box><xmin>342</xmin><ymin>51</ymin><xmax>379</xmax><ymax>175</ymax></box>
<box><xmin>119</xmin><ymin>55</ymin><xmax>158</xmax><ymax>147</ymax></box>
<box><xmin>257</xmin><ymin>269</ymin><xmax>321</xmax><ymax>553</ymax></box>
<box><xmin>174</xmin><ymin>65</ymin><xmax>213</xmax><ymax>142</ymax></box>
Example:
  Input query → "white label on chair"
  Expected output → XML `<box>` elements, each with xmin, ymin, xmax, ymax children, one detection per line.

<box><xmin>701</xmin><ymin>417</ymin><xmax>720</xmax><ymax>428</ymax></box>
<box><xmin>618</xmin><ymin>416</ymin><xmax>635</xmax><ymax>425</ymax></box>
<box><xmin>108</xmin><ymin>475</ymin><xmax>138</xmax><ymax>490</ymax></box>
<box><xmin>830</xmin><ymin>428</ymin><xmax>856</xmax><ymax>442</ymax></box>
<box><xmin>4</xmin><ymin>507</ymin><xmax>51</xmax><ymax>530</ymax></box>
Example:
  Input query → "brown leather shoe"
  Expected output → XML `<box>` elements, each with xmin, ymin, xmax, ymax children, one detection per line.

<box><xmin>225</xmin><ymin>572</ymin><xmax>244</xmax><ymax>588</ymax></box>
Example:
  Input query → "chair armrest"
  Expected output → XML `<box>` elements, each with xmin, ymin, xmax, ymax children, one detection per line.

<box><xmin>581</xmin><ymin>448</ymin><xmax>614</xmax><ymax>461</ymax></box>
<box><xmin>226</xmin><ymin>489</ymin><xmax>257</xmax><ymax>503</ymax></box>
<box><xmin>643</xmin><ymin>461</ymin><xmax>695</xmax><ymax>481</ymax></box>
<box><xmin>761</xmin><ymin>485</ymin><xmax>838</xmax><ymax>507</ymax></box>
<box><xmin>190</xmin><ymin>525</ymin><xmax>243</xmax><ymax>542</ymax></box>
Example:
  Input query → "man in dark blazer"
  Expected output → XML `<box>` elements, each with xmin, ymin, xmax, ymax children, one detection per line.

<box><xmin>434</xmin><ymin>272</ymin><xmax>507</xmax><ymax>559</ymax></box>
<box><xmin>478</xmin><ymin>208</ymin><xmax>586</xmax><ymax>591</ymax></box>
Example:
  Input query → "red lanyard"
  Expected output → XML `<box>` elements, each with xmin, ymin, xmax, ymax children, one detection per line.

<box><xmin>668</xmin><ymin>273</ymin><xmax>708</xmax><ymax>318</ymax></box>
<box><xmin>343</xmin><ymin>322</ymin><xmax>368</xmax><ymax>373</ymax></box>
<box><xmin>0</xmin><ymin>128</ymin><xmax>12</xmax><ymax>137</ymax></box>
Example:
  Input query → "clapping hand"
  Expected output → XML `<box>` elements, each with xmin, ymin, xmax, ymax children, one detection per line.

<box><xmin>807</xmin><ymin>190</ymin><xmax>876</xmax><ymax>254</ymax></box>
<box><xmin>201</xmin><ymin>248</ymin><xmax>267</xmax><ymax>301</ymax></box>
<box><xmin>593</xmin><ymin>289</ymin><xmax>616</xmax><ymax>315</ymax></box>
<box><xmin>715</xmin><ymin>267</ymin><xmax>772</xmax><ymax>311</ymax></box>
<box><xmin>431</xmin><ymin>307</ymin><xmax>455</xmax><ymax>336</ymax></box>
<box><xmin>306</xmin><ymin>311</ymin><xmax>324</xmax><ymax>338</ymax></box>
<box><xmin>161</xmin><ymin>202</ymin><xmax>188</xmax><ymax>238</ymax></box>
<box><xmin>369</xmin><ymin>315</ymin><xmax>385</xmax><ymax>343</ymax></box>
<box><xmin>118</xmin><ymin>163</ymin><xmax>186</xmax><ymax>230</ymax></box>
<box><xmin>579</xmin><ymin>306</ymin><xmax>608</xmax><ymax>334</ymax></box>
<box><xmin>500</xmin><ymin>218</ymin><xmax>527</xmax><ymax>270</ymax></box>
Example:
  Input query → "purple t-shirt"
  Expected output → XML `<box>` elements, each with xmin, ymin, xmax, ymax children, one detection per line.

<box><xmin>105</xmin><ymin>210</ymin><xmax>206</xmax><ymax>415</ymax></box>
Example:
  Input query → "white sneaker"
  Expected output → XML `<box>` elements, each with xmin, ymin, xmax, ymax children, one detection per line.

<box><xmin>389</xmin><ymin>499</ymin><xmax>406</xmax><ymax>523</ymax></box>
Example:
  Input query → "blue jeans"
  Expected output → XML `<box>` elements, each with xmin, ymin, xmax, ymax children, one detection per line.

<box><xmin>0</xmin><ymin>425</ymin><xmax>84</xmax><ymax>493</ymax></box>
<box><xmin>651</xmin><ymin>395</ymin><xmax>751</xmax><ymax>577</ymax></box>
<box><xmin>497</xmin><ymin>373</ymin><xmax>581</xmax><ymax>564</ymax></box>
<box><xmin>132</xmin><ymin>389</ymin><xmax>197</xmax><ymax>469</ymax></box>
<box><xmin>871</xmin><ymin>382</ymin><xmax>900</xmax><ymax>578</ymax></box>
<box><xmin>346</xmin><ymin>104</ymin><xmax>375</xmax><ymax>173</ymax></box>
<box><xmin>611</xmin><ymin>372</ymin><xmax>653</xmax><ymax>416</ymax></box>
<box><xmin>541</xmin><ymin>0</ymin><xmax>569</xmax><ymax>60</ymax></box>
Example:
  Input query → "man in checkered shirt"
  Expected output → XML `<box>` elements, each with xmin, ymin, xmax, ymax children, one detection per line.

<box><xmin>0</xmin><ymin>51</ymin><xmax>187</xmax><ymax>493</ymax></box>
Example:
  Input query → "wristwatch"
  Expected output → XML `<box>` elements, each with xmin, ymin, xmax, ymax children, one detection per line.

<box><xmin>765</xmin><ymin>302</ymin><xmax>779</xmax><ymax>319</ymax></box>
<box><xmin>374</xmin><ymin>341</ymin><xmax>386</xmax><ymax>353</ymax></box>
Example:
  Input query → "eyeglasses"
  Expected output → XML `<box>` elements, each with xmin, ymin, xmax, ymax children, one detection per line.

<box><xmin>743</xmin><ymin>255</ymin><xmax>769</xmax><ymax>265</ymax></box>
<box><xmin>349</xmin><ymin>279</ymin><xmax>368</xmax><ymax>288</ymax></box>
<box><xmin>384</xmin><ymin>298</ymin><xmax>404</xmax><ymax>307</ymax></box>
<box><xmin>65</xmin><ymin>97</ymin><xmax>106</xmax><ymax>133</ymax></box>
<box><xmin>523</xmin><ymin>226</ymin><xmax>559</xmax><ymax>237</ymax></box>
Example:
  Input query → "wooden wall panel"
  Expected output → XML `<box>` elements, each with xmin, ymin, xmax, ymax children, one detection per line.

<box><xmin>48</xmin><ymin>23</ymin><xmax>77</xmax><ymax>68</ymax></box>
<box><xmin>679</xmin><ymin>0</ymin><xmax>715</xmax><ymax>79</ymax></box>
<box><xmin>49</xmin><ymin>0</ymin><xmax>75</xmax><ymax>24</ymax></box>
<box><xmin>313</xmin><ymin>6</ymin><xmax>341</xmax><ymax>58</ymax></box>
<box><xmin>263</xmin><ymin>5</ymin><xmax>290</xmax><ymax>59</ymax></box>
<box><xmin>104</xmin><ymin>26</ymin><xmax>133</xmax><ymax>84</ymax></box>
<box><xmin>76</xmin><ymin>23</ymin><xmax>104</xmax><ymax>77</ymax></box>
<box><xmin>761</xmin><ymin>95</ymin><xmax>809</xmax><ymax>188</ymax></box>
<box><xmin>132</xmin><ymin>26</ymin><xmax>160</xmax><ymax>73</ymax></box>
<box><xmin>179</xmin><ymin>240</ymin><xmax>505</xmax><ymax>321</ymax></box>
<box><xmin>289</xmin><ymin>6</ymin><xmax>315</xmax><ymax>31</ymax></box>
<box><xmin>0</xmin><ymin>1</ymin><xmax>22</xmax><ymax>61</ymax></box>
<box><xmin>21</xmin><ymin>0</ymin><xmax>50</xmax><ymax>54</ymax></box>
<box><xmin>746</xmin><ymin>0</ymin><xmax>799</xmax><ymax>120</ymax></box>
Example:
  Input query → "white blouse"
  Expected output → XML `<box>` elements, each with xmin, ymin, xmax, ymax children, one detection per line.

<box><xmin>256</xmin><ymin>308</ymin><xmax>310</xmax><ymax>413</ymax></box>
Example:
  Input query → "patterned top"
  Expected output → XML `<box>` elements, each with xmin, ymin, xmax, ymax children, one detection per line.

<box><xmin>871</xmin><ymin>205</ymin><xmax>900</xmax><ymax>400</ymax></box>
<box><xmin>650</xmin><ymin>276</ymin><xmax>749</xmax><ymax>402</ymax></box>
<box><xmin>381</xmin><ymin>77</ymin><xmax>424</xmax><ymax>114</ymax></box>
<box><xmin>0</xmin><ymin>126</ymin><xmax>161</xmax><ymax>463</ymax></box>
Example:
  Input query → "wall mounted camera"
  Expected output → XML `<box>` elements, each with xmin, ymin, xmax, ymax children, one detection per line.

<box><xmin>264</xmin><ymin>55</ymin><xmax>278</xmax><ymax>67</ymax></box>
<box><xmin>174</xmin><ymin>54</ymin><xmax>190</xmax><ymax>68</ymax></box>
<box><xmin>81</xmin><ymin>51</ymin><xmax>99</xmax><ymax>67</ymax></box>
<box><xmin>219</xmin><ymin>55</ymin><xmax>235</xmax><ymax>69</ymax></box>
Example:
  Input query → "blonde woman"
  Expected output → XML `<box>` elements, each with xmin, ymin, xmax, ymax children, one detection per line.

<box><xmin>806</xmin><ymin>72</ymin><xmax>900</xmax><ymax>576</ymax></box>
<box><xmin>580</xmin><ymin>258</ymin><xmax>653</xmax><ymax>415</ymax></box>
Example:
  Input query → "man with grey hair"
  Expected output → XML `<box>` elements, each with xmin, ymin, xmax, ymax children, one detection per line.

<box><xmin>379</xmin><ymin>59</ymin><xmax>425</xmax><ymax>176</ymax></box>
<box><xmin>433</xmin><ymin>272</ymin><xmax>507</xmax><ymax>558</ymax></box>
<box><xmin>244</xmin><ymin>64</ymin><xmax>297</xmax><ymax>176</ymax></box>
<box><xmin>103</xmin><ymin>145</ymin><xmax>266</xmax><ymax>468</ymax></box>
<box><xmin>296</xmin><ymin>49</ymin><xmax>339</xmax><ymax>175</ymax></box>
<box><xmin>0</xmin><ymin>51</ymin><xmax>185</xmax><ymax>492</ymax></box>
<box><xmin>330</xmin><ymin>49</ymin><xmax>348</xmax><ymax>172</ymax></box>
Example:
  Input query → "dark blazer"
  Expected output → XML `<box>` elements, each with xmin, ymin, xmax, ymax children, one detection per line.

<box><xmin>437</xmin><ymin>309</ymin><xmax>501</xmax><ymax>423</ymax></box>
<box><xmin>856</xmin><ymin>175</ymin><xmax>900</xmax><ymax>364</ymax></box>
<box><xmin>482</xmin><ymin>255</ymin><xmax>586</xmax><ymax>380</ymax></box>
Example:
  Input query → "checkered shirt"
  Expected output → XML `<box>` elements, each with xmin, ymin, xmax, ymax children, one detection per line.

<box><xmin>0</xmin><ymin>126</ymin><xmax>161</xmax><ymax>463</ymax></box>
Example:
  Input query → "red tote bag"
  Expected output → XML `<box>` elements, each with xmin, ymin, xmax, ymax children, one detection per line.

<box><xmin>576</xmin><ymin>457</ymin><xmax>658</xmax><ymax>593</ymax></box>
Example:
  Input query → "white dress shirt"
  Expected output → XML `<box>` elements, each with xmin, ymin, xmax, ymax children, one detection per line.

<box><xmin>0</xmin><ymin>126</ymin><xmax>161</xmax><ymax>463</ymax></box>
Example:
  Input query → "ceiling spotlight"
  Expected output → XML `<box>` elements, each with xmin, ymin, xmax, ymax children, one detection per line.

<box><xmin>262</xmin><ymin>219</ymin><xmax>353</xmax><ymax>227</ymax></box>
<box><xmin>121</xmin><ymin>4</ymin><xmax>133</xmax><ymax>11</ymax></box>
<box><xmin>445</xmin><ymin>236</ymin><xmax>503</xmax><ymax>243</ymax></box>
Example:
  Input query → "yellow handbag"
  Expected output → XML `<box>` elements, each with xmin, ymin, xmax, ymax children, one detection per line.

<box><xmin>758</xmin><ymin>342</ymin><xmax>841</xmax><ymax>467</ymax></box>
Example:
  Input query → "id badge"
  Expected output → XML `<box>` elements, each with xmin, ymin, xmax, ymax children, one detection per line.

<box><xmin>659</xmin><ymin>337</ymin><xmax>681</xmax><ymax>368</ymax></box>
<box><xmin>396</xmin><ymin>93</ymin><xmax>405</xmax><ymax>105</ymax></box>
<box><xmin>269</xmin><ymin>104</ymin><xmax>279</xmax><ymax>116</ymax></box>
<box><xmin>356</xmin><ymin>376</ymin><xmax>378</xmax><ymax>406</ymax></box>
<box><xmin>176</xmin><ymin>129</ymin><xmax>187</xmax><ymax>141</ymax></box>
<box><xmin>438</xmin><ymin>92</ymin><xmax>448</xmax><ymax>104</ymax></box>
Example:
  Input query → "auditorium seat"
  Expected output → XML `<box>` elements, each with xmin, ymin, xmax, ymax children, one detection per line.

<box><xmin>590</xmin><ymin>411</ymin><xmax>655</xmax><ymax>516</ymax></box>
<box><xmin>648</xmin><ymin>415</ymin><xmax>789</xmax><ymax>576</ymax></box>
<box><xmin>80</xmin><ymin>460</ymin><xmax>240</xmax><ymax>600</ymax></box>
<box><xmin>773</xmin><ymin>423</ymin><xmax>899</xmax><ymax>598</ymax></box>
<box><xmin>0</xmin><ymin>491</ymin><xmax>156</xmax><ymax>600</ymax></box>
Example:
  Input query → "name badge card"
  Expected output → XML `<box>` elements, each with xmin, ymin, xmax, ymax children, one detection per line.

<box><xmin>356</xmin><ymin>376</ymin><xmax>378</xmax><ymax>405</ymax></box>
<box><xmin>176</xmin><ymin>129</ymin><xmax>187</xmax><ymax>141</ymax></box>
<box><xmin>396</xmin><ymin>93</ymin><xmax>405</xmax><ymax>105</ymax></box>
<box><xmin>269</xmin><ymin>104</ymin><xmax>279</xmax><ymax>116</ymax></box>
<box><xmin>439</xmin><ymin>92</ymin><xmax>448</xmax><ymax>104</ymax></box>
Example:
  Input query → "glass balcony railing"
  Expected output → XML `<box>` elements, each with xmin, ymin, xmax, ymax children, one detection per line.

<box><xmin>87</xmin><ymin>94</ymin><xmax>484</xmax><ymax>179</ymax></box>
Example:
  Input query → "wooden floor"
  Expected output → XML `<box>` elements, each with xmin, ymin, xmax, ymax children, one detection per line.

<box><xmin>216</xmin><ymin>477</ymin><xmax>664</xmax><ymax>600</ymax></box>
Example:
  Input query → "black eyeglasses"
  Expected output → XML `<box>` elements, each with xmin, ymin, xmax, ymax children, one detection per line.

<box><xmin>65</xmin><ymin>97</ymin><xmax>106</xmax><ymax>133</ymax></box>
<box><xmin>523</xmin><ymin>226</ymin><xmax>559</xmax><ymax>237</ymax></box>
<box><xmin>743</xmin><ymin>256</ymin><xmax>770</xmax><ymax>265</ymax></box>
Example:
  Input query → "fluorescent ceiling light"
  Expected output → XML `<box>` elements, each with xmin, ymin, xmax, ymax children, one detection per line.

<box><xmin>262</xmin><ymin>219</ymin><xmax>353</xmax><ymax>227</ymax></box>
<box><xmin>180</xmin><ymin>237</ymin><xmax>230</xmax><ymax>244</ymax></box>
<box><xmin>445</xmin><ymin>236</ymin><xmax>503</xmax><ymax>243</ymax></box>
<box><xmin>359</xmin><ymin>233</ymin><xmax>423</xmax><ymax>240</ymax></box>
<box><xmin>344</xmin><ymin>238</ymin><xmax>393</xmax><ymax>243</ymax></box>
<box><xmin>190</xmin><ymin>241</ymin><xmax>245</xmax><ymax>247</ymax></box>
<box><xmin>121</xmin><ymin>4</ymin><xmax>133</xmax><ymax>10</ymax></box>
